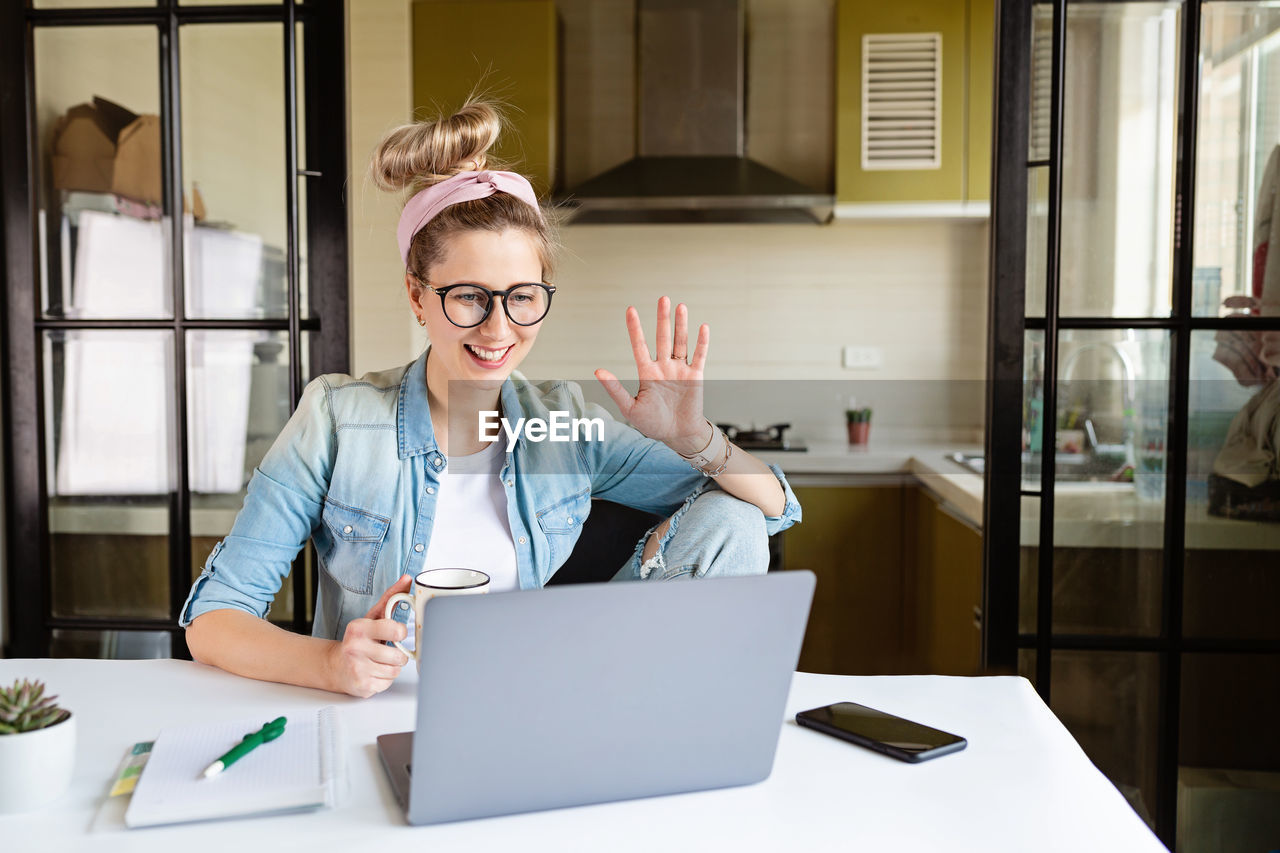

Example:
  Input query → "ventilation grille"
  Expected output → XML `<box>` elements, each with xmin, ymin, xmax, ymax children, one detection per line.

<box><xmin>1029</xmin><ymin>10</ymin><xmax>1053</xmax><ymax>162</ymax></box>
<box><xmin>861</xmin><ymin>33</ymin><xmax>942</xmax><ymax>170</ymax></box>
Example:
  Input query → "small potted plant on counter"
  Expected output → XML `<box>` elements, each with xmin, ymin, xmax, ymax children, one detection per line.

<box><xmin>0</xmin><ymin>679</ymin><xmax>76</xmax><ymax>813</ymax></box>
<box><xmin>846</xmin><ymin>407</ymin><xmax>873</xmax><ymax>447</ymax></box>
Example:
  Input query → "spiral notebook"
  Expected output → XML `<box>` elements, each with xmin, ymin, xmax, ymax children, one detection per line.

<box><xmin>124</xmin><ymin>706</ymin><xmax>343</xmax><ymax>828</ymax></box>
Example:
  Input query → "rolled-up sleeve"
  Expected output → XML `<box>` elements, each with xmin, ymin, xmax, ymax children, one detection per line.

<box><xmin>179</xmin><ymin>378</ymin><xmax>335</xmax><ymax>627</ymax></box>
<box><xmin>762</xmin><ymin>462</ymin><xmax>802</xmax><ymax>535</ymax></box>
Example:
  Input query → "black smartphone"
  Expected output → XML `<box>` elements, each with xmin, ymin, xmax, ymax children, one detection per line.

<box><xmin>795</xmin><ymin>701</ymin><xmax>967</xmax><ymax>763</ymax></box>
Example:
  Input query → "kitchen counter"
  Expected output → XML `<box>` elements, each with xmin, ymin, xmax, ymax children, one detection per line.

<box><xmin>757</xmin><ymin>442</ymin><xmax>984</xmax><ymax>530</ymax></box>
<box><xmin>758</xmin><ymin>443</ymin><xmax>1280</xmax><ymax>551</ymax></box>
<box><xmin>1019</xmin><ymin>490</ymin><xmax>1280</xmax><ymax>551</ymax></box>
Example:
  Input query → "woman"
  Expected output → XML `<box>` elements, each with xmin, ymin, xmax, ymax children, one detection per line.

<box><xmin>182</xmin><ymin>102</ymin><xmax>801</xmax><ymax>697</ymax></box>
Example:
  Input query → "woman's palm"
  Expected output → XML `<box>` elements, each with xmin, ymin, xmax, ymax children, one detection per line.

<box><xmin>595</xmin><ymin>297</ymin><xmax>710</xmax><ymax>445</ymax></box>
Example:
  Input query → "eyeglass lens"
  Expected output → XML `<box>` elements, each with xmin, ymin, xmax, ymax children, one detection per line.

<box><xmin>443</xmin><ymin>285</ymin><xmax>550</xmax><ymax>327</ymax></box>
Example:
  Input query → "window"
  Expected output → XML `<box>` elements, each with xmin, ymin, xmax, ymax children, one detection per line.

<box><xmin>1</xmin><ymin>0</ymin><xmax>349</xmax><ymax>659</ymax></box>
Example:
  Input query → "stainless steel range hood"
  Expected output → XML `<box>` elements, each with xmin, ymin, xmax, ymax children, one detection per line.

<box><xmin>563</xmin><ymin>0</ymin><xmax>834</xmax><ymax>224</ymax></box>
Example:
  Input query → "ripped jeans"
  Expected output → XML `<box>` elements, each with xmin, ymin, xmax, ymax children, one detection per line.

<box><xmin>610</xmin><ymin>488</ymin><xmax>771</xmax><ymax>582</ymax></box>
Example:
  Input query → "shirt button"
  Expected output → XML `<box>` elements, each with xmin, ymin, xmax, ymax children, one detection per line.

<box><xmin>505</xmin><ymin>479</ymin><xmax>514</xmax><ymax>487</ymax></box>
<box><xmin>342</xmin><ymin>525</ymin><xmax>353</xmax><ymax>534</ymax></box>
<box><xmin>433</xmin><ymin>457</ymin><xmax>443</xmax><ymax>468</ymax></box>
<box><xmin>567</xmin><ymin>517</ymin><xmax>574</xmax><ymax>525</ymax></box>
<box><xmin>426</xmin><ymin>486</ymin><xmax>436</xmax><ymax>495</ymax></box>
<box><xmin>414</xmin><ymin>543</ymin><xmax>424</xmax><ymax>552</ymax></box>
<box><xmin>518</xmin><ymin>536</ymin><xmax>527</xmax><ymax>545</ymax></box>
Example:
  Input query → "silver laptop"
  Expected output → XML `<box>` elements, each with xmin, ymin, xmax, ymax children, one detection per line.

<box><xmin>377</xmin><ymin>571</ymin><xmax>815</xmax><ymax>825</ymax></box>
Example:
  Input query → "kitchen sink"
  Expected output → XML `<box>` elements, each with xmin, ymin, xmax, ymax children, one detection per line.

<box><xmin>949</xmin><ymin>452</ymin><xmax>985</xmax><ymax>476</ymax></box>
<box><xmin>948</xmin><ymin>451</ymin><xmax>1133</xmax><ymax>485</ymax></box>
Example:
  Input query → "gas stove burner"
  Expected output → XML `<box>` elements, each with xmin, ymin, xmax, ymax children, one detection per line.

<box><xmin>716</xmin><ymin>422</ymin><xmax>806</xmax><ymax>452</ymax></box>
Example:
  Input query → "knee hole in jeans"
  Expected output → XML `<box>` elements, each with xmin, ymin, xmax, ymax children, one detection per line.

<box><xmin>641</xmin><ymin>516</ymin><xmax>673</xmax><ymax>564</ymax></box>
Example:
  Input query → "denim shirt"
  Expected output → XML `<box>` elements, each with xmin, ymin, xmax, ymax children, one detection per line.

<box><xmin>179</xmin><ymin>349</ymin><xmax>802</xmax><ymax>639</ymax></box>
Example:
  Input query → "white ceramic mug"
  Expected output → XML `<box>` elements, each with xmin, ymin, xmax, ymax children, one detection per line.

<box><xmin>384</xmin><ymin>568</ymin><xmax>490</xmax><ymax>660</ymax></box>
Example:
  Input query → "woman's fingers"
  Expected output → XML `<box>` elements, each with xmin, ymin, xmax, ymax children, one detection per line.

<box><xmin>594</xmin><ymin>369</ymin><xmax>635</xmax><ymax>418</ymax></box>
<box><xmin>349</xmin><ymin>673</ymin><xmax>398</xmax><ymax>699</ymax></box>
<box><xmin>364</xmin><ymin>617</ymin><xmax>408</xmax><ymax>644</ymax></box>
<box><xmin>364</xmin><ymin>638</ymin><xmax>410</xmax><ymax>668</ymax></box>
<box><xmin>617</xmin><ymin>299</ymin><xmax>706</xmax><ymax>379</ymax></box>
<box><xmin>367</xmin><ymin>664</ymin><xmax>403</xmax><ymax>681</ymax></box>
<box><xmin>332</xmin><ymin>620</ymin><xmax>409</xmax><ymax>697</ymax></box>
<box><xmin>624</xmin><ymin>306</ymin><xmax>652</xmax><ymax>365</ymax></box>
<box><xmin>690</xmin><ymin>323</ymin><xmax>710</xmax><ymax>372</ymax></box>
<box><xmin>654</xmin><ymin>296</ymin><xmax>672</xmax><ymax>361</ymax></box>
<box><xmin>365</xmin><ymin>573</ymin><xmax>412</xmax><ymax>620</ymax></box>
<box><xmin>672</xmin><ymin>302</ymin><xmax>689</xmax><ymax>360</ymax></box>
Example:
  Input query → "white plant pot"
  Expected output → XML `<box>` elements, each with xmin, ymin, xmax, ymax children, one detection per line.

<box><xmin>0</xmin><ymin>714</ymin><xmax>77</xmax><ymax>813</ymax></box>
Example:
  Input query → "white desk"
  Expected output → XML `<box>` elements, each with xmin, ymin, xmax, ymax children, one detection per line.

<box><xmin>0</xmin><ymin>659</ymin><xmax>1167</xmax><ymax>852</ymax></box>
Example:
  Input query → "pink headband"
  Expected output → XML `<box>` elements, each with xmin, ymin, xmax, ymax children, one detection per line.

<box><xmin>397</xmin><ymin>170</ymin><xmax>543</xmax><ymax>265</ymax></box>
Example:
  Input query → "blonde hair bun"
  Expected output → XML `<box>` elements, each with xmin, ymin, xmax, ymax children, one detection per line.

<box><xmin>369</xmin><ymin>100</ymin><xmax>504</xmax><ymax>195</ymax></box>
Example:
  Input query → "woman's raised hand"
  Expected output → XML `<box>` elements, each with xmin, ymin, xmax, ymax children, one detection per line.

<box><xmin>595</xmin><ymin>296</ymin><xmax>713</xmax><ymax>453</ymax></box>
<box><xmin>326</xmin><ymin>574</ymin><xmax>412</xmax><ymax>699</ymax></box>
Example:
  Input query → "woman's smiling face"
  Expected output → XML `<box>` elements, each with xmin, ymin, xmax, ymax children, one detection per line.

<box><xmin>409</xmin><ymin>228</ymin><xmax>546</xmax><ymax>391</ymax></box>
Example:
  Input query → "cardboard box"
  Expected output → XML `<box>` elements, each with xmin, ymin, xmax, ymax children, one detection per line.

<box><xmin>50</xmin><ymin>104</ymin><xmax>116</xmax><ymax>194</ymax></box>
<box><xmin>111</xmin><ymin>114</ymin><xmax>161</xmax><ymax>205</ymax></box>
<box><xmin>51</xmin><ymin>96</ymin><xmax>161</xmax><ymax>206</ymax></box>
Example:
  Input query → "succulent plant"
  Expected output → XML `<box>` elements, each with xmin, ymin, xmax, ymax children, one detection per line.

<box><xmin>0</xmin><ymin>679</ymin><xmax>71</xmax><ymax>734</ymax></box>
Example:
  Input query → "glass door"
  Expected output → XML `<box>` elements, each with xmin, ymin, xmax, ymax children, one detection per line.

<box><xmin>987</xmin><ymin>0</ymin><xmax>1280</xmax><ymax>846</ymax></box>
<box><xmin>1180</xmin><ymin>6</ymin><xmax>1280</xmax><ymax>849</ymax></box>
<box><xmin>1</xmin><ymin>0</ymin><xmax>349</xmax><ymax>660</ymax></box>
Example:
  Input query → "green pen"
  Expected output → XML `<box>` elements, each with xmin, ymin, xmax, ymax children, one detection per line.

<box><xmin>201</xmin><ymin>716</ymin><xmax>287</xmax><ymax>779</ymax></box>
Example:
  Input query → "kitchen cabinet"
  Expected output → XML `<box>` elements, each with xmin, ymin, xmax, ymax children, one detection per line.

<box><xmin>782</xmin><ymin>480</ymin><xmax>984</xmax><ymax>676</ymax></box>
<box><xmin>966</xmin><ymin>0</ymin><xmax>993</xmax><ymax>204</ymax></box>
<box><xmin>784</xmin><ymin>484</ymin><xmax>911</xmax><ymax>676</ymax></box>
<box><xmin>834</xmin><ymin>0</ymin><xmax>993</xmax><ymax>210</ymax></box>
<box><xmin>411</xmin><ymin>0</ymin><xmax>557</xmax><ymax>195</ymax></box>
<box><xmin>907</xmin><ymin>486</ymin><xmax>983</xmax><ymax>676</ymax></box>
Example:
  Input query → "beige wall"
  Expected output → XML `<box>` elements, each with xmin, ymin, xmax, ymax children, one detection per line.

<box><xmin>180</xmin><ymin>24</ymin><xmax>288</xmax><ymax>251</ymax></box>
<box><xmin>347</xmin><ymin>0</ymin><xmax>419</xmax><ymax>377</ymax></box>
<box><xmin>348</xmin><ymin>1</ymin><xmax>988</xmax><ymax>443</ymax></box>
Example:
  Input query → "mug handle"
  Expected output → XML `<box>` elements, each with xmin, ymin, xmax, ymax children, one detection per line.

<box><xmin>384</xmin><ymin>592</ymin><xmax>415</xmax><ymax>657</ymax></box>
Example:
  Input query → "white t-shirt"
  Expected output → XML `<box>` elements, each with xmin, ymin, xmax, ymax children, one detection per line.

<box><xmin>423</xmin><ymin>439</ymin><xmax>519</xmax><ymax>593</ymax></box>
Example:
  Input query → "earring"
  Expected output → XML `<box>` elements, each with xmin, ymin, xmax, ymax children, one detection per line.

<box><xmin>416</xmin><ymin>316</ymin><xmax>426</xmax><ymax>327</ymax></box>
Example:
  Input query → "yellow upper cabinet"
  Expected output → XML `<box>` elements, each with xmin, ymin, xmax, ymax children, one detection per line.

<box><xmin>412</xmin><ymin>0</ymin><xmax>557</xmax><ymax>196</ymax></box>
<box><xmin>967</xmin><ymin>0</ymin><xmax>994</xmax><ymax>203</ymax></box>
<box><xmin>836</xmin><ymin>0</ymin><xmax>993</xmax><ymax>207</ymax></box>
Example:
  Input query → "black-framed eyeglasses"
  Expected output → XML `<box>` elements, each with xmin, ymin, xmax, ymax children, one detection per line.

<box><xmin>420</xmin><ymin>279</ymin><xmax>557</xmax><ymax>328</ymax></box>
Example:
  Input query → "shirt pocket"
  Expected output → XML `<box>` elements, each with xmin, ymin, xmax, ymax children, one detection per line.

<box><xmin>535</xmin><ymin>487</ymin><xmax>591</xmax><ymax>568</ymax></box>
<box><xmin>319</xmin><ymin>498</ymin><xmax>390</xmax><ymax>595</ymax></box>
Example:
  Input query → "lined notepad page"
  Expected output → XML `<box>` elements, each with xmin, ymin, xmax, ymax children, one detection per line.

<box><xmin>125</xmin><ymin>706</ymin><xmax>341</xmax><ymax>828</ymax></box>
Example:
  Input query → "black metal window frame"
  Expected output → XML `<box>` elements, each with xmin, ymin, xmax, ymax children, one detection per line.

<box><xmin>986</xmin><ymin>0</ymin><xmax>1280</xmax><ymax>845</ymax></box>
<box><xmin>1</xmin><ymin>0</ymin><xmax>349</xmax><ymax>659</ymax></box>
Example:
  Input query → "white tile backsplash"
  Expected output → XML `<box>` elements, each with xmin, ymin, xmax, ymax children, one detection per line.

<box><xmin>516</xmin><ymin>219</ymin><xmax>990</xmax><ymax>444</ymax></box>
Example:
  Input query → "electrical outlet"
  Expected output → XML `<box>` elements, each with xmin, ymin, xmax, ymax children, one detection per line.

<box><xmin>842</xmin><ymin>345</ymin><xmax>883</xmax><ymax>370</ymax></box>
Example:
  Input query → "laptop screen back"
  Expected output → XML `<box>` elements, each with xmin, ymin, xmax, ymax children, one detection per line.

<box><xmin>398</xmin><ymin>571</ymin><xmax>814</xmax><ymax>825</ymax></box>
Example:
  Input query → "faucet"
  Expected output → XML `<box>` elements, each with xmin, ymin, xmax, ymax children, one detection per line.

<box><xmin>1057</xmin><ymin>340</ymin><xmax>1137</xmax><ymax>454</ymax></box>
